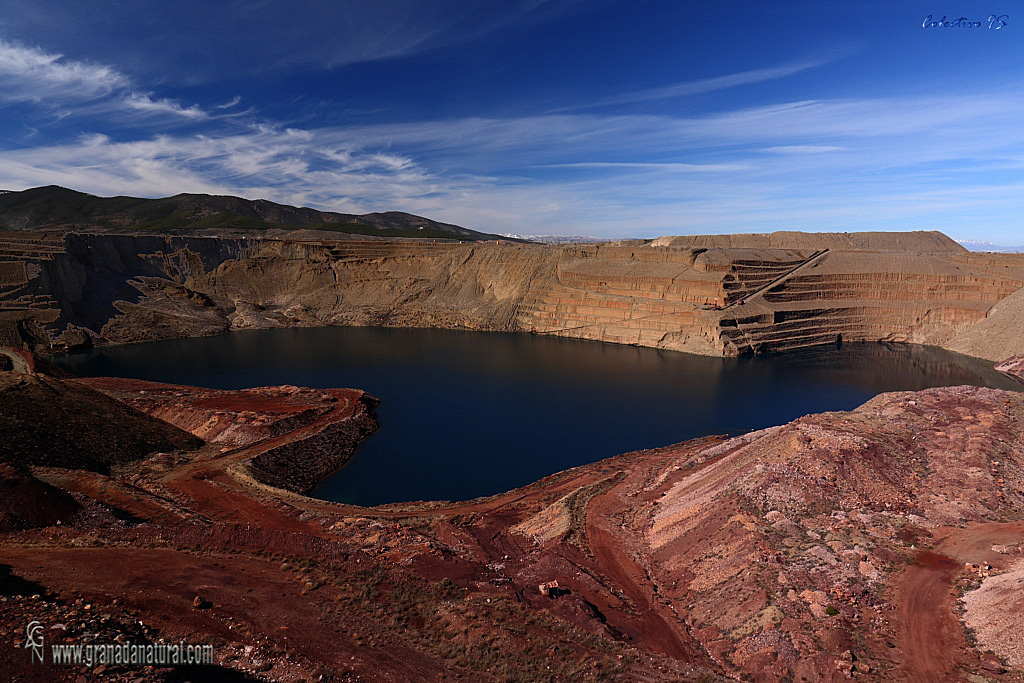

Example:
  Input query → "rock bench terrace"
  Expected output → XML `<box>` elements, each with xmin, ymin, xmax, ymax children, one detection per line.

<box><xmin>2</xmin><ymin>228</ymin><xmax>1024</xmax><ymax>362</ymax></box>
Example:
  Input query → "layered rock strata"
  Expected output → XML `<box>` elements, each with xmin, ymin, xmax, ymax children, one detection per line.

<box><xmin>3</xmin><ymin>229</ymin><xmax>1024</xmax><ymax>360</ymax></box>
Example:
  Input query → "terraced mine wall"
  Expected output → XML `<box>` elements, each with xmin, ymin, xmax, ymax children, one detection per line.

<box><xmin>0</xmin><ymin>231</ymin><xmax>253</xmax><ymax>347</ymax></box>
<box><xmin>2</xmin><ymin>230</ymin><xmax>1023</xmax><ymax>361</ymax></box>
<box><xmin>716</xmin><ymin>250</ymin><xmax>1024</xmax><ymax>357</ymax></box>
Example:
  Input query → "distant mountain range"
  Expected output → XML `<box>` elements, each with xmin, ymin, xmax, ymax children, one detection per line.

<box><xmin>0</xmin><ymin>186</ymin><xmax>509</xmax><ymax>241</ymax></box>
<box><xmin>500</xmin><ymin>233</ymin><xmax>607</xmax><ymax>244</ymax></box>
<box><xmin>957</xmin><ymin>239</ymin><xmax>1024</xmax><ymax>253</ymax></box>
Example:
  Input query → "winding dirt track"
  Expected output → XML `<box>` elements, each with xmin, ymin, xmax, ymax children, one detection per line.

<box><xmin>586</xmin><ymin>520</ymin><xmax>697</xmax><ymax>661</ymax></box>
<box><xmin>894</xmin><ymin>549</ymin><xmax>961</xmax><ymax>682</ymax></box>
<box><xmin>13</xmin><ymin>375</ymin><xmax>1024</xmax><ymax>682</ymax></box>
<box><xmin>1</xmin><ymin>546</ymin><xmax>447</xmax><ymax>682</ymax></box>
<box><xmin>578</xmin><ymin>453</ymin><xmax>718</xmax><ymax>668</ymax></box>
<box><xmin>892</xmin><ymin>521</ymin><xmax>1024</xmax><ymax>682</ymax></box>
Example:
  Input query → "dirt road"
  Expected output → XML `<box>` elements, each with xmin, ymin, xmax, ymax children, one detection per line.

<box><xmin>892</xmin><ymin>522</ymin><xmax>1024</xmax><ymax>682</ymax></box>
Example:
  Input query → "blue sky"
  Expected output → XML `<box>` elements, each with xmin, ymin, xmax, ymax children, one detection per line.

<box><xmin>0</xmin><ymin>1</ymin><xmax>1020</xmax><ymax>240</ymax></box>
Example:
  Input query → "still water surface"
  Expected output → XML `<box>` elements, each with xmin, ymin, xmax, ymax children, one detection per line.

<box><xmin>53</xmin><ymin>327</ymin><xmax>1021</xmax><ymax>506</ymax></box>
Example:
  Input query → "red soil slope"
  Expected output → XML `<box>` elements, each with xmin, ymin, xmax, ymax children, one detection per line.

<box><xmin>1</xmin><ymin>373</ymin><xmax>1023</xmax><ymax>682</ymax></box>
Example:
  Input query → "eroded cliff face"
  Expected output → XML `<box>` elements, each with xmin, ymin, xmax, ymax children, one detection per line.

<box><xmin>3</xmin><ymin>229</ymin><xmax>1024</xmax><ymax>361</ymax></box>
<box><xmin>189</xmin><ymin>239</ymin><xmax>563</xmax><ymax>335</ymax></box>
<box><xmin>0</xmin><ymin>231</ymin><xmax>252</xmax><ymax>347</ymax></box>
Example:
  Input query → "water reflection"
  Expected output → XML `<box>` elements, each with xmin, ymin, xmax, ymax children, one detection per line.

<box><xmin>756</xmin><ymin>342</ymin><xmax>1009</xmax><ymax>388</ymax></box>
<box><xmin>53</xmin><ymin>328</ymin><xmax>1020</xmax><ymax>506</ymax></box>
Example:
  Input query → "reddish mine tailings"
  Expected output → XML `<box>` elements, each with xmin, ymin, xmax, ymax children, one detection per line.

<box><xmin>76</xmin><ymin>377</ymin><xmax>379</xmax><ymax>494</ymax></box>
<box><xmin>997</xmin><ymin>355</ymin><xmax>1024</xmax><ymax>382</ymax></box>
<box><xmin>0</xmin><ymin>461</ymin><xmax>81</xmax><ymax>532</ymax></box>
<box><xmin>3</xmin><ymin>340</ymin><xmax>1024</xmax><ymax>681</ymax></box>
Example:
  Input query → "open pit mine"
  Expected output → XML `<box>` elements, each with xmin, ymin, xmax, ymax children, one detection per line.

<box><xmin>3</xmin><ymin>218</ymin><xmax>1024</xmax><ymax>682</ymax></box>
<box><xmin>2</xmin><ymin>226</ymin><xmax>1024</xmax><ymax>361</ymax></box>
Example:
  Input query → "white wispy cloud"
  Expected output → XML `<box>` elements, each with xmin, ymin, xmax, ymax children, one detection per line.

<box><xmin>602</xmin><ymin>60</ymin><xmax>827</xmax><ymax>104</ymax></box>
<box><xmin>214</xmin><ymin>95</ymin><xmax>242</xmax><ymax>110</ymax></box>
<box><xmin>0</xmin><ymin>36</ymin><xmax>208</xmax><ymax>120</ymax></box>
<box><xmin>0</xmin><ymin>126</ymin><xmax>444</xmax><ymax>213</ymax></box>
<box><xmin>325</xmin><ymin>91</ymin><xmax>1024</xmax><ymax>183</ymax></box>
<box><xmin>2</xmin><ymin>79</ymin><xmax>1024</xmax><ymax>242</ymax></box>
<box><xmin>248</xmin><ymin>0</ymin><xmax>611</xmax><ymax>72</ymax></box>
<box><xmin>0</xmin><ymin>37</ymin><xmax>127</xmax><ymax>103</ymax></box>
<box><xmin>576</xmin><ymin>58</ymin><xmax>836</xmax><ymax>109</ymax></box>
<box><xmin>538</xmin><ymin>161</ymin><xmax>749</xmax><ymax>171</ymax></box>
<box><xmin>125</xmin><ymin>93</ymin><xmax>206</xmax><ymax>119</ymax></box>
<box><xmin>0</xmin><ymin>0</ymin><xmax>612</xmax><ymax>85</ymax></box>
<box><xmin>762</xmin><ymin>145</ymin><xmax>845</xmax><ymax>154</ymax></box>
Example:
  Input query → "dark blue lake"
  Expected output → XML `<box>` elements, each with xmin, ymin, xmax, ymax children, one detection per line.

<box><xmin>51</xmin><ymin>327</ymin><xmax>1021</xmax><ymax>506</ymax></box>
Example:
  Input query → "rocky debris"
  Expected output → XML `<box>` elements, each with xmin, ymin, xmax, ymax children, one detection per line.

<box><xmin>0</xmin><ymin>372</ymin><xmax>202</xmax><ymax>473</ymax></box>
<box><xmin>980</xmin><ymin>654</ymin><xmax>1009</xmax><ymax>674</ymax></box>
<box><xmin>53</xmin><ymin>323</ymin><xmax>94</xmax><ymax>351</ymax></box>
<box><xmin>0</xmin><ymin>460</ymin><xmax>81</xmax><ymax>532</ymax></box>
<box><xmin>636</xmin><ymin>384</ymin><xmax>1024</xmax><ymax>681</ymax></box>
<box><xmin>962</xmin><ymin>555</ymin><xmax>1024</xmax><ymax>668</ymax></box>
<box><xmin>948</xmin><ymin>284</ymin><xmax>1024</xmax><ymax>362</ymax></box>
<box><xmin>0</xmin><ymin>592</ymin><xmax>247</xmax><ymax>682</ymax></box>
<box><xmin>78</xmin><ymin>378</ymin><xmax>350</xmax><ymax>448</ymax></box>
<box><xmin>245</xmin><ymin>393</ymin><xmax>378</xmax><ymax>494</ymax></box>
<box><xmin>538</xmin><ymin>580</ymin><xmax>561</xmax><ymax>597</ymax></box>
<box><xmin>62</xmin><ymin>492</ymin><xmax>137</xmax><ymax>531</ymax></box>
<box><xmin>996</xmin><ymin>354</ymin><xmax>1024</xmax><ymax>382</ymax></box>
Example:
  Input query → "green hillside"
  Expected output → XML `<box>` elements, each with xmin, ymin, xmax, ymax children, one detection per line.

<box><xmin>0</xmin><ymin>186</ymin><xmax>506</xmax><ymax>241</ymax></box>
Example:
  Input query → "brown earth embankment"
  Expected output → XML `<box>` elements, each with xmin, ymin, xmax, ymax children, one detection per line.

<box><xmin>2</xmin><ymin>229</ymin><xmax>1024</xmax><ymax>361</ymax></box>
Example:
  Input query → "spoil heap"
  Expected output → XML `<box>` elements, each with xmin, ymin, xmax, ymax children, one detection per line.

<box><xmin>3</xmin><ymin>365</ymin><xmax>1023</xmax><ymax>681</ymax></box>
